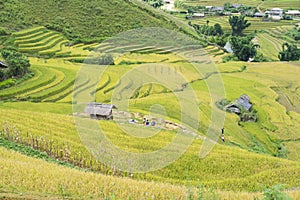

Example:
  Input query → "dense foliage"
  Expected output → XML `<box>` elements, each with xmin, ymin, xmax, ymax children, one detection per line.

<box><xmin>262</xmin><ymin>185</ymin><xmax>292</xmax><ymax>200</ymax></box>
<box><xmin>142</xmin><ymin>0</ymin><xmax>163</xmax><ymax>8</ymax></box>
<box><xmin>0</xmin><ymin>48</ymin><xmax>30</xmax><ymax>81</ymax></box>
<box><xmin>192</xmin><ymin>22</ymin><xmax>224</xmax><ymax>36</ymax></box>
<box><xmin>286</xmin><ymin>25</ymin><xmax>300</xmax><ymax>41</ymax></box>
<box><xmin>229</xmin><ymin>15</ymin><xmax>251</xmax><ymax>36</ymax></box>
<box><xmin>230</xmin><ymin>36</ymin><xmax>259</xmax><ymax>61</ymax></box>
<box><xmin>278</xmin><ymin>43</ymin><xmax>300</xmax><ymax>61</ymax></box>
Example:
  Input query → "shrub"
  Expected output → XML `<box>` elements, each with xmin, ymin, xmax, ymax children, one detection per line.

<box><xmin>262</xmin><ymin>185</ymin><xmax>292</xmax><ymax>200</ymax></box>
<box><xmin>1</xmin><ymin>48</ymin><xmax>30</xmax><ymax>79</ymax></box>
<box><xmin>0</xmin><ymin>78</ymin><xmax>15</xmax><ymax>89</ymax></box>
<box><xmin>278</xmin><ymin>43</ymin><xmax>300</xmax><ymax>61</ymax></box>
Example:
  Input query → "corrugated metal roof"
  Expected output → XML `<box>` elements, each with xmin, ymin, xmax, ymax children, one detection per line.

<box><xmin>84</xmin><ymin>103</ymin><xmax>116</xmax><ymax>116</ymax></box>
<box><xmin>232</xmin><ymin>4</ymin><xmax>242</xmax><ymax>8</ymax></box>
<box><xmin>211</xmin><ymin>6</ymin><xmax>224</xmax><ymax>11</ymax></box>
<box><xmin>236</xmin><ymin>94</ymin><xmax>252</xmax><ymax>111</ymax></box>
<box><xmin>225</xmin><ymin>104</ymin><xmax>241</xmax><ymax>114</ymax></box>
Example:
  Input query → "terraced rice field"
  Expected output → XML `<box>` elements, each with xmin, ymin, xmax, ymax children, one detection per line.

<box><xmin>1</xmin><ymin>106</ymin><xmax>300</xmax><ymax>192</ymax></box>
<box><xmin>0</xmin><ymin>59</ymin><xmax>79</xmax><ymax>102</ymax></box>
<box><xmin>204</xmin><ymin>45</ymin><xmax>227</xmax><ymax>62</ymax></box>
<box><xmin>1</xmin><ymin>146</ymin><xmax>300</xmax><ymax>199</ymax></box>
<box><xmin>264</xmin><ymin>26</ymin><xmax>300</xmax><ymax>48</ymax></box>
<box><xmin>256</xmin><ymin>33</ymin><xmax>286</xmax><ymax>60</ymax></box>
<box><xmin>13</xmin><ymin>27</ymin><xmax>99</xmax><ymax>58</ymax></box>
<box><xmin>1</xmin><ymin>26</ymin><xmax>300</xmax><ymax>198</ymax></box>
<box><xmin>14</xmin><ymin>27</ymin><xmax>68</xmax><ymax>55</ymax></box>
<box><xmin>191</xmin><ymin>17</ymin><xmax>295</xmax><ymax>34</ymax></box>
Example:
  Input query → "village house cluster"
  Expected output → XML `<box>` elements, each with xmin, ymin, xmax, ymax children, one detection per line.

<box><xmin>189</xmin><ymin>7</ymin><xmax>300</xmax><ymax>20</ymax></box>
<box><xmin>161</xmin><ymin>1</ymin><xmax>300</xmax><ymax>21</ymax></box>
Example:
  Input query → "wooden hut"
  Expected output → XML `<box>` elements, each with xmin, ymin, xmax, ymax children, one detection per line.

<box><xmin>225</xmin><ymin>94</ymin><xmax>252</xmax><ymax>114</ymax></box>
<box><xmin>84</xmin><ymin>103</ymin><xmax>117</xmax><ymax>120</ymax></box>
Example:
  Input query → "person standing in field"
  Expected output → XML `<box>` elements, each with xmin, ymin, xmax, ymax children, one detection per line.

<box><xmin>221</xmin><ymin>135</ymin><xmax>225</xmax><ymax>142</ymax></box>
<box><xmin>221</xmin><ymin>128</ymin><xmax>225</xmax><ymax>142</ymax></box>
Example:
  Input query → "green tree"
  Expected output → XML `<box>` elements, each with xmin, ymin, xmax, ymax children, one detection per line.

<box><xmin>230</xmin><ymin>36</ymin><xmax>259</xmax><ymax>61</ymax></box>
<box><xmin>143</xmin><ymin>0</ymin><xmax>163</xmax><ymax>8</ymax></box>
<box><xmin>278</xmin><ymin>43</ymin><xmax>300</xmax><ymax>61</ymax></box>
<box><xmin>224</xmin><ymin>2</ymin><xmax>231</xmax><ymax>11</ymax></box>
<box><xmin>192</xmin><ymin>23</ymin><xmax>224</xmax><ymax>36</ymax></box>
<box><xmin>210</xmin><ymin>35</ymin><xmax>227</xmax><ymax>46</ymax></box>
<box><xmin>1</xmin><ymin>49</ymin><xmax>30</xmax><ymax>78</ymax></box>
<box><xmin>214</xmin><ymin>23</ymin><xmax>224</xmax><ymax>36</ymax></box>
<box><xmin>229</xmin><ymin>15</ymin><xmax>251</xmax><ymax>36</ymax></box>
<box><xmin>206</xmin><ymin>20</ymin><xmax>210</xmax><ymax>26</ymax></box>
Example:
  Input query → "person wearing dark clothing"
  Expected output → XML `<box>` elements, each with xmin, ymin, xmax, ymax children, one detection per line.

<box><xmin>146</xmin><ymin>120</ymin><xmax>150</xmax><ymax>126</ymax></box>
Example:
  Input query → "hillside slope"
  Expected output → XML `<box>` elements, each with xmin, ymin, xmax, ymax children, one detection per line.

<box><xmin>0</xmin><ymin>0</ymin><xmax>174</xmax><ymax>42</ymax></box>
<box><xmin>1</xmin><ymin>146</ymin><xmax>299</xmax><ymax>199</ymax></box>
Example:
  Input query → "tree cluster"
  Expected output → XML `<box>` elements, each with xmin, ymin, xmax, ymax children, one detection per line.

<box><xmin>230</xmin><ymin>36</ymin><xmax>259</xmax><ymax>61</ymax></box>
<box><xmin>286</xmin><ymin>26</ymin><xmax>300</xmax><ymax>41</ymax></box>
<box><xmin>143</xmin><ymin>0</ymin><xmax>163</xmax><ymax>8</ymax></box>
<box><xmin>192</xmin><ymin>22</ymin><xmax>224</xmax><ymax>36</ymax></box>
<box><xmin>0</xmin><ymin>48</ymin><xmax>30</xmax><ymax>81</ymax></box>
<box><xmin>278</xmin><ymin>43</ymin><xmax>300</xmax><ymax>61</ymax></box>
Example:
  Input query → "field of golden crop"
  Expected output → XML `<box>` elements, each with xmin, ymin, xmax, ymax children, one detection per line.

<box><xmin>1</xmin><ymin>146</ymin><xmax>300</xmax><ymax>199</ymax></box>
<box><xmin>0</xmin><ymin>26</ymin><xmax>300</xmax><ymax>199</ymax></box>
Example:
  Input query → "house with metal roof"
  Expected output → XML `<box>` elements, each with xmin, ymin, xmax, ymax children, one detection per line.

<box><xmin>84</xmin><ymin>103</ymin><xmax>117</xmax><ymax>120</ymax></box>
<box><xmin>211</xmin><ymin>6</ymin><xmax>224</xmax><ymax>12</ymax></box>
<box><xmin>191</xmin><ymin>13</ymin><xmax>205</xmax><ymax>18</ymax></box>
<box><xmin>232</xmin><ymin>4</ymin><xmax>242</xmax><ymax>9</ymax></box>
<box><xmin>225</xmin><ymin>94</ymin><xmax>252</xmax><ymax>114</ymax></box>
<box><xmin>236</xmin><ymin>94</ymin><xmax>252</xmax><ymax>111</ymax></box>
<box><xmin>254</xmin><ymin>12</ymin><xmax>264</xmax><ymax>18</ymax></box>
<box><xmin>285</xmin><ymin>10</ymin><xmax>300</xmax><ymax>19</ymax></box>
<box><xmin>265</xmin><ymin>8</ymin><xmax>284</xmax><ymax>19</ymax></box>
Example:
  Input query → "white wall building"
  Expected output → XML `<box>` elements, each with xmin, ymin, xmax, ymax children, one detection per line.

<box><xmin>285</xmin><ymin>10</ymin><xmax>300</xmax><ymax>19</ymax></box>
<box><xmin>265</xmin><ymin>8</ymin><xmax>284</xmax><ymax>19</ymax></box>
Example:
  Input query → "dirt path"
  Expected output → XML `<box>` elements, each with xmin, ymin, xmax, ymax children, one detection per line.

<box><xmin>114</xmin><ymin>110</ymin><xmax>212</xmax><ymax>142</ymax></box>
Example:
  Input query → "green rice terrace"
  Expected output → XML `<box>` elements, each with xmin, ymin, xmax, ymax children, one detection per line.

<box><xmin>0</xmin><ymin>0</ymin><xmax>300</xmax><ymax>199</ymax></box>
